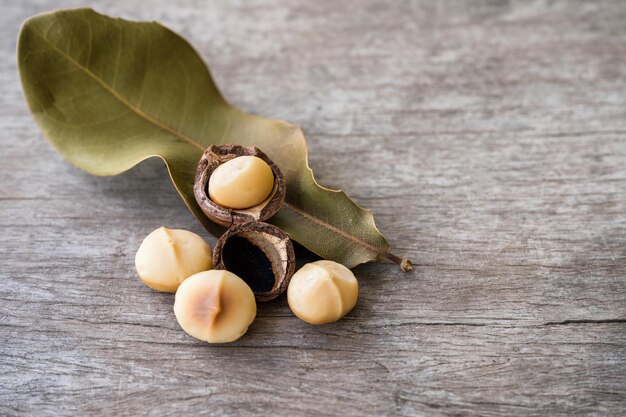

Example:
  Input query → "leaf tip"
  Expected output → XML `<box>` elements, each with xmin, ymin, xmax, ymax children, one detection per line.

<box><xmin>400</xmin><ymin>258</ymin><xmax>413</xmax><ymax>272</ymax></box>
<box><xmin>386</xmin><ymin>252</ymin><xmax>413</xmax><ymax>272</ymax></box>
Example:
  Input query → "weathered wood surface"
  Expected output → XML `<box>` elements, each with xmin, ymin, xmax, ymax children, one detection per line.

<box><xmin>1</xmin><ymin>0</ymin><xmax>625</xmax><ymax>416</ymax></box>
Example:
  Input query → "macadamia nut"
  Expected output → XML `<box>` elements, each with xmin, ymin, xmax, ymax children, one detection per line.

<box><xmin>287</xmin><ymin>260</ymin><xmax>358</xmax><ymax>324</ymax></box>
<box><xmin>135</xmin><ymin>227</ymin><xmax>212</xmax><ymax>292</ymax></box>
<box><xmin>174</xmin><ymin>270</ymin><xmax>257</xmax><ymax>343</ymax></box>
<box><xmin>208</xmin><ymin>156</ymin><xmax>274</xmax><ymax>209</ymax></box>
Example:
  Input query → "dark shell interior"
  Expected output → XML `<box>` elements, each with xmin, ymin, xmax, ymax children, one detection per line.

<box><xmin>213</xmin><ymin>222</ymin><xmax>295</xmax><ymax>302</ymax></box>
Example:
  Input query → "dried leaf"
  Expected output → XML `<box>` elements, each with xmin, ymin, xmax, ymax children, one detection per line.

<box><xmin>18</xmin><ymin>8</ymin><xmax>410</xmax><ymax>270</ymax></box>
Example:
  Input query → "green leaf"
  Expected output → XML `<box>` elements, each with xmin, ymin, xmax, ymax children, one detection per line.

<box><xmin>18</xmin><ymin>8</ymin><xmax>409</xmax><ymax>270</ymax></box>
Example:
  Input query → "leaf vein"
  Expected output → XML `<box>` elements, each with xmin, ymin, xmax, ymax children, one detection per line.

<box><xmin>32</xmin><ymin>29</ymin><xmax>205</xmax><ymax>152</ymax></box>
<box><xmin>282</xmin><ymin>202</ymin><xmax>386</xmax><ymax>259</ymax></box>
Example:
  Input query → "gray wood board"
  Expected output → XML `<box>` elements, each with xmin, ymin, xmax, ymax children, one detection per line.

<box><xmin>1</xmin><ymin>1</ymin><xmax>625</xmax><ymax>416</ymax></box>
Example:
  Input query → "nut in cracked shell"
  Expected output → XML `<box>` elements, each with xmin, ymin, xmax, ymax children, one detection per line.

<box><xmin>194</xmin><ymin>144</ymin><xmax>286</xmax><ymax>227</ymax></box>
<box><xmin>212</xmin><ymin>221</ymin><xmax>296</xmax><ymax>302</ymax></box>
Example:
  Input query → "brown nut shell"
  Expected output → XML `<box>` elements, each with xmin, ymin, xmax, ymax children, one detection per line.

<box><xmin>194</xmin><ymin>144</ymin><xmax>286</xmax><ymax>226</ymax></box>
<box><xmin>212</xmin><ymin>221</ymin><xmax>295</xmax><ymax>302</ymax></box>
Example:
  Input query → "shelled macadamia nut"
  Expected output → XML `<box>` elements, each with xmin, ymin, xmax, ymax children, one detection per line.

<box><xmin>287</xmin><ymin>260</ymin><xmax>358</xmax><ymax>324</ymax></box>
<box><xmin>208</xmin><ymin>156</ymin><xmax>274</xmax><ymax>209</ymax></box>
<box><xmin>135</xmin><ymin>227</ymin><xmax>212</xmax><ymax>292</ymax></box>
<box><xmin>174</xmin><ymin>270</ymin><xmax>256</xmax><ymax>343</ymax></box>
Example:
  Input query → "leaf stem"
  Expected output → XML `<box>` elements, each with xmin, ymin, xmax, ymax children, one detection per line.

<box><xmin>386</xmin><ymin>253</ymin><xmax>413</xmax><ymax>272</ymax></box>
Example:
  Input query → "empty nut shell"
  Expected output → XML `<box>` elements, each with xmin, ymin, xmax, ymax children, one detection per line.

<box><xmin>194</xmin><ymin>144</ymin><xmax>286</xmax><ymax>226</ymax></box>
<box><xmin>212</xmin><ymin>221</ymin><xmax>296</xmax><ymax>302</ymax></box>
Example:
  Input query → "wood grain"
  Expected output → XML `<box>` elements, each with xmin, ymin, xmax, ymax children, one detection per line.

<box><xmin>1</xmin><ymin>0</ymin><xmax>625</xmax><ymax>416</ymax></box>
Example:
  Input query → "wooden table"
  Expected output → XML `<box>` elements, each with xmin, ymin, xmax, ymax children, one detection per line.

<box><xmin>2</xmin><ymin>1</ymin><xmax>625</xmax><ymax>416</ymax></box>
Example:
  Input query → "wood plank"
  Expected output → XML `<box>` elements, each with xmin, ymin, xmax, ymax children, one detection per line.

<box><xmin>1</xmin><ymin>0</ymin><xmax>625</xmax><ymax>416</ymax></box>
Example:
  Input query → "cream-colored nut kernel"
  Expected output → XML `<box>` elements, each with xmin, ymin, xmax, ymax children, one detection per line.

<box><xmin>208</xmin><ymin>156</ymin><xmax>274</xmax><ymax>209</ymax></box>
<box><xmin>135</xmin><ymin>227</ymin><xmax>212</xmax><ymax>292</ymax></box>
<box><xmin>174</xmin><ymin>270</ymin><xmax>256</xmax><ymax>343</ymax></box>
<box><xmin>287</xmin><ymin>260</ymin><xmax>358</xmax><ymax>324</ymax></box>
